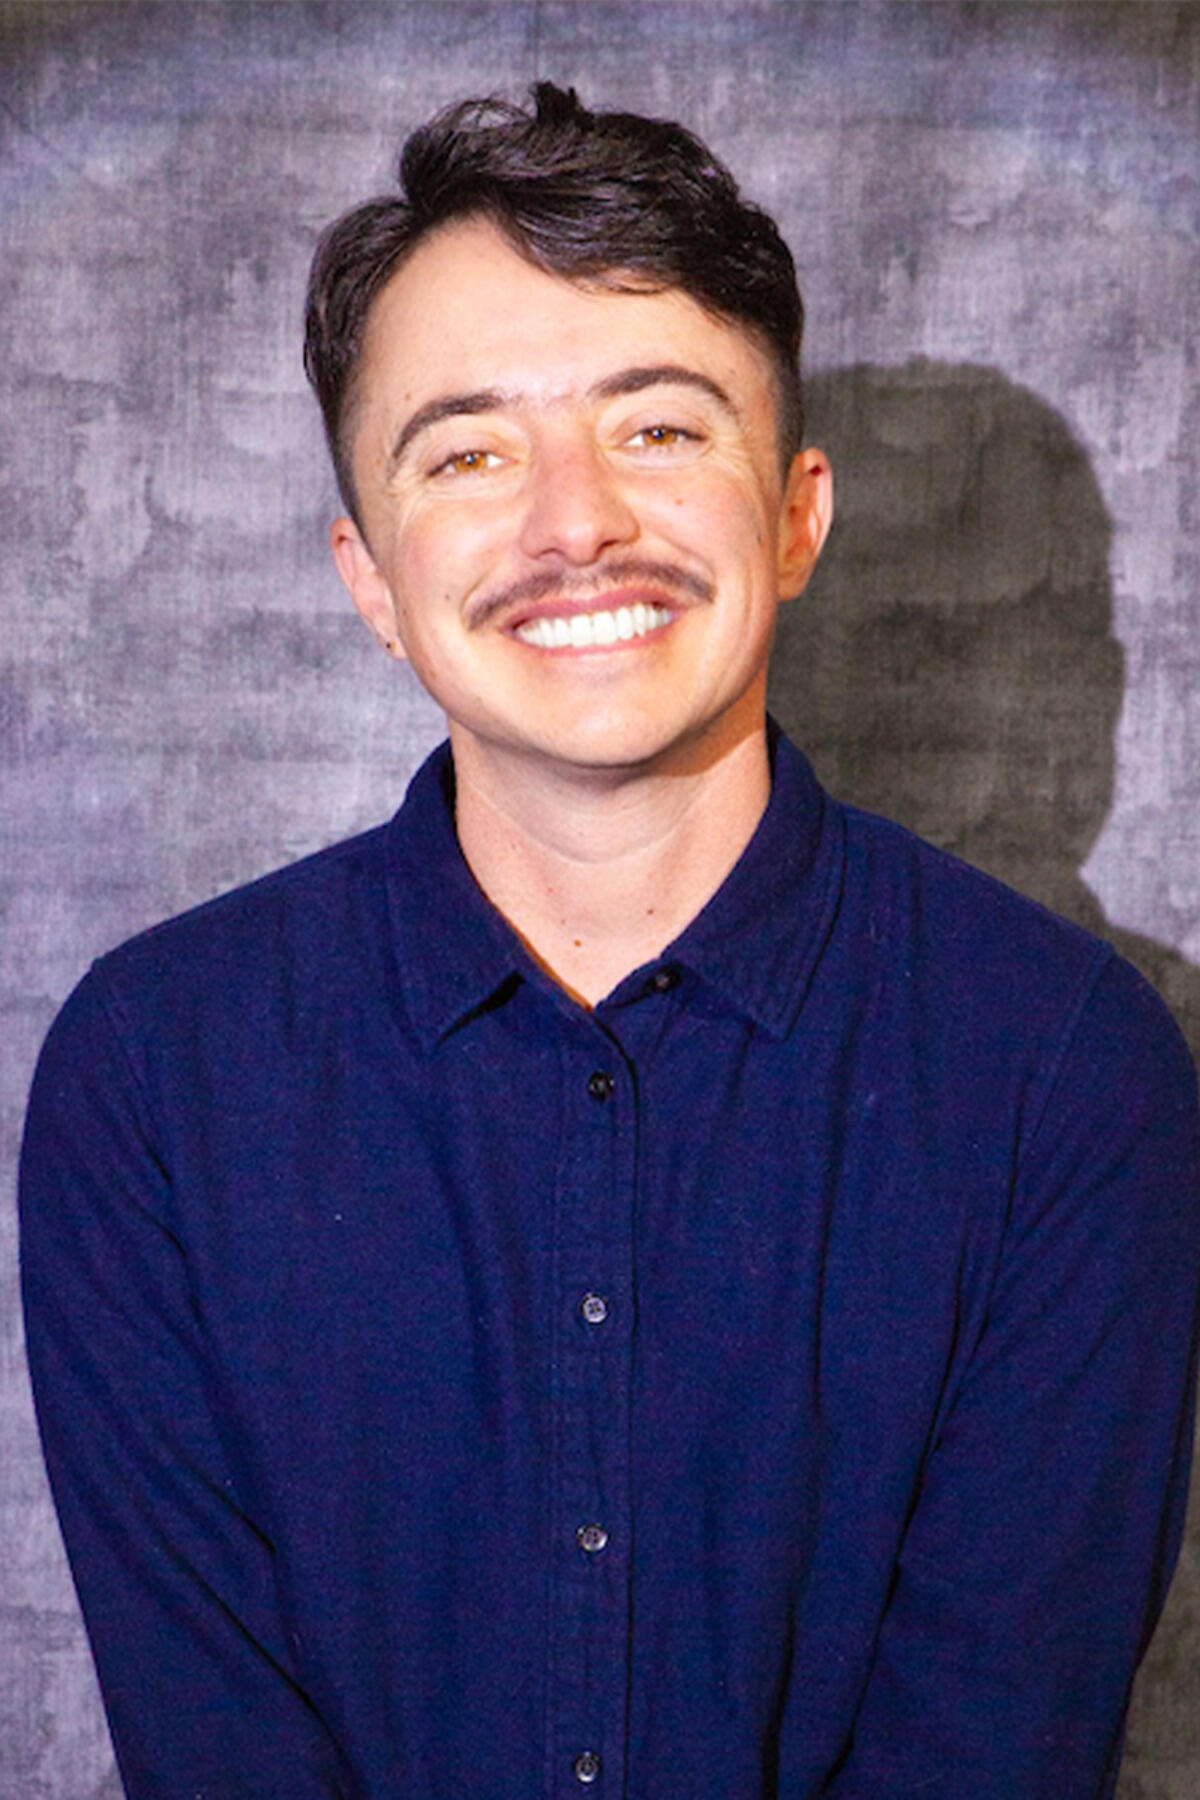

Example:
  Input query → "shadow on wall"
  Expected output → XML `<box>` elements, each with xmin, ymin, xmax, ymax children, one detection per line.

<box><xmin>769</xmin><ymin>359</ymin><xmax>1200</xmax><ymax>1068</ymax></box>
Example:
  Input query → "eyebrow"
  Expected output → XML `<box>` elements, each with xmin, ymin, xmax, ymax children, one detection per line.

<box><xmin>588</xmin><ymin>363</ymin><xmax>740</xmax><ymax>418</ymax></box>
<box><xmin>387</xmin><ymin>363</ymin><xmax>741</xmax><ymax>473</ymax></box>
<box><xmin>388</xmin><ymin>390</ymin><xmax>507</xmax><ymax>472</ymax></box>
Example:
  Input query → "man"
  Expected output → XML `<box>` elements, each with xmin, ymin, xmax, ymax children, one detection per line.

<box><xmin>20</xmin><ymin>83</ymin><xmax>1200</xmax><ymax>1799</ymax></box>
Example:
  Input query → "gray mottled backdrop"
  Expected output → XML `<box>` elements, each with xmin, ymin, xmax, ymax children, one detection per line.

<box><xmin>2</xmin><ymin>2</ymin><xmax>1198</xmax><ymax>1794</ymax></box>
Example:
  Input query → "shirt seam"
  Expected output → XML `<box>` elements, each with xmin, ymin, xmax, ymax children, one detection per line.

<box><xmin>1015</xmin><ymin>938</ymin><xmax>1117</xmax><ymax>1180</ymax></box>
<box><xmin>84</xmin><ymin>959</ymin><xmax>172</xmax><ymax>1199</ymax></box>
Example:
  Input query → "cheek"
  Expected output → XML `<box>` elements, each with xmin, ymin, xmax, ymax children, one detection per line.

<box><xmin>647</xmin><ymin>468</ymin><xmax>771</xmax><ymax>543</ymax></box>
<box><xmin>400</xmin><ymin>504</ymin><xmax>508</xmax><ymax>589</ymax></box>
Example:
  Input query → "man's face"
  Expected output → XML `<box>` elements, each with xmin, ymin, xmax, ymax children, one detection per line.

<box><xmin>332</xmin><ymin>216</ymin><xmax>831</xmax><ymax>786</ymax></box>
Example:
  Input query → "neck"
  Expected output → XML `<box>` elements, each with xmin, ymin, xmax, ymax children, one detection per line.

<box><xmin>451</xmin><ymin>714</ymin><xmax>772</xmax><ymax>1008</ymax></box>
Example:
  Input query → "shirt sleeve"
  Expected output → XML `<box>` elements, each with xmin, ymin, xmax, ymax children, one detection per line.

<box><xmin>19</xmin><ymin>967</ymin><xmax>350</xmax><ymax>1800</ymax></box>
<box><xmin>827</xmin><ymin>952</ymin><xmax>1200</xmax><ymax>1800</ymax></box>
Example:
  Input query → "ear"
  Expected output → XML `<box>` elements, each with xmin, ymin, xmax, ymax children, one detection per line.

<box><xmin>776</xmin><ymin>448</ymin><xmax>834</xmax><ymax>602</ymax></box>
<box><xmin>329</xmin><ymin>516</ymin><xmax>408</xmax><ymax>660</ymax></box>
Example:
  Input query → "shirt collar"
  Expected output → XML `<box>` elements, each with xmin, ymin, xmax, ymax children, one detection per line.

<box><xmin>384</xmin><ymin>746</ymin><xmax>527</xmax><ymax>1049</ymax></box>
<box><xmin>384</xmin><ymin>721</ymin><xmax>844</xmax><ymax>1051</ymax></box>
<box><xmin>648</xmin><ymin>720</ymin><xmax>843</xmax><ymax>1038</ymax></box>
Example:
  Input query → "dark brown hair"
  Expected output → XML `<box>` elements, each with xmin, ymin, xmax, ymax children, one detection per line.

<box><xmin>304</xmin><ymin>82</ymin><xmax>805</xmax><ymax>520</ymax></box>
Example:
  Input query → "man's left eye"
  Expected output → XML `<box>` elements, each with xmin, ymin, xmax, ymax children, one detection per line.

<box><xmin>626</xmin><ymin>424</ymin><xmax>697</xmax><ymax>450</ymax></box>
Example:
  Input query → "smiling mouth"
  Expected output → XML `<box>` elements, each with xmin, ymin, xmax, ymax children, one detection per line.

<box><xmin>515</xmin><ymin>602</ymin><xmax>674</xmax><ymax>650</ymax></box>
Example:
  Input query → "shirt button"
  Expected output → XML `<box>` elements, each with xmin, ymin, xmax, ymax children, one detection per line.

<box><xmin>587</xmin><ymin>1069</ymin><xmax>614</xmax><ymax>1102</ymax></box>
<box><xmin>649</xmin><ymin>966</ymin><xmax>679</xmax><ymax>993</ymax></box>
<box><xmin>577</xmin><ymin>1523</ymin><xmax>609</xmax><ymax>1553</ymax></box>
<box><xmin>573</xmin><ymin>1750</ymin><xmax>602</xmax><ymax>1784</ymax></box>
<box><xmin>580</xmin><ymin>1293</ymin><xmax>609</xmax><ymax>1326</ymax></box>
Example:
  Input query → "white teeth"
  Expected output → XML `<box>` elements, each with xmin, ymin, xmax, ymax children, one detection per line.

<box><xmin>516</xmin><ymin>603</ymin><xmax>673</xmax><ymax>649</ymax></box>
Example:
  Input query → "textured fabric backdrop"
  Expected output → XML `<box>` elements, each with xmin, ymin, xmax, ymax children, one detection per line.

<box><xmin>2</xmin><ymin>4</ymin><xmax>1197</xmax><ymax>1794</ymax></box>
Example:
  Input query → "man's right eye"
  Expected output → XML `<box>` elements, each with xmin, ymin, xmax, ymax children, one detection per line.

<box><xmin>429</xmin><ymin>448</ymin><xmax>503</xmax><ymax>478</ymax></box>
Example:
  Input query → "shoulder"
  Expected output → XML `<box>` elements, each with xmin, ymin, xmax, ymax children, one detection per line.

<box><xmin>838</xmin><ymin>798</ymin><xmax>1108</xmax><ymax>1000</ymax></box>
<box><xmin>99</xmin><ymin>821</ymin><xmax>390</xmax><ymax>996</ymax></box>
<box><xmin>36</xmin><ymin>822</ymin><xmax>396</xmax><ymax>1099</ymax></box>
<box><xmin>828</xmin><ymin>796</ymin><xmax>1194</xmax><ymax>1115</ymax></box>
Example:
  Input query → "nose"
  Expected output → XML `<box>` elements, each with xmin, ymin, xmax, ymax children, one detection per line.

<box><xmin>518</xmin><ymin>439</ymin><xmax>638</xmax><ymax>565</ymax></box>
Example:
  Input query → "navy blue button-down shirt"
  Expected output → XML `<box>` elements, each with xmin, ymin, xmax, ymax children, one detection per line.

<box><xmin>20</xmin><ymin>729</ymin><xmax>1200</xmax><ymax>1799</ymax></box>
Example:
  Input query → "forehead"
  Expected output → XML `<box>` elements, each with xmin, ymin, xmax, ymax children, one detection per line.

<box><xmin>357</xmin><ymin>216</ymin><xmax>775</xmax><ymax>415</ymax></box>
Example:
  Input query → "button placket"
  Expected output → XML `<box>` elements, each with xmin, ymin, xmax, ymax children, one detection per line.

<box><xmin>549</xmin><ymin>1035</ymin><xmax>634</xmax><ymax>1796</ymax></box>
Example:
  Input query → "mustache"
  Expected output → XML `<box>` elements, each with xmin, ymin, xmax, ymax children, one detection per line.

<box><xmin>467</xmin><ymin>557</ymin><xmax>714</xmax><ymax>630</ymax></box>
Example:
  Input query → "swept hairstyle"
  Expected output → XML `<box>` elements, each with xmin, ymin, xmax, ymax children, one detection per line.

<box><xmin>304</xmin><ymin>82</ymin><xmax>806</xmax><ymax>522</ymax></box>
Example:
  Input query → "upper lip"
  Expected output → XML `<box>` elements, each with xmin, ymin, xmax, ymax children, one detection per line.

<box><xmin>468</xmin><ymin>558</ymin><xmax>713</xmax><ymax>634</ymax></box>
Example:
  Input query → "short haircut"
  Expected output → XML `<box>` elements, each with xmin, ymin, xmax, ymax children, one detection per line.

<box><xmin>304</xmin><ymin>83</ymin><xmax>805</xmax><ymax>522</ymax></box>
